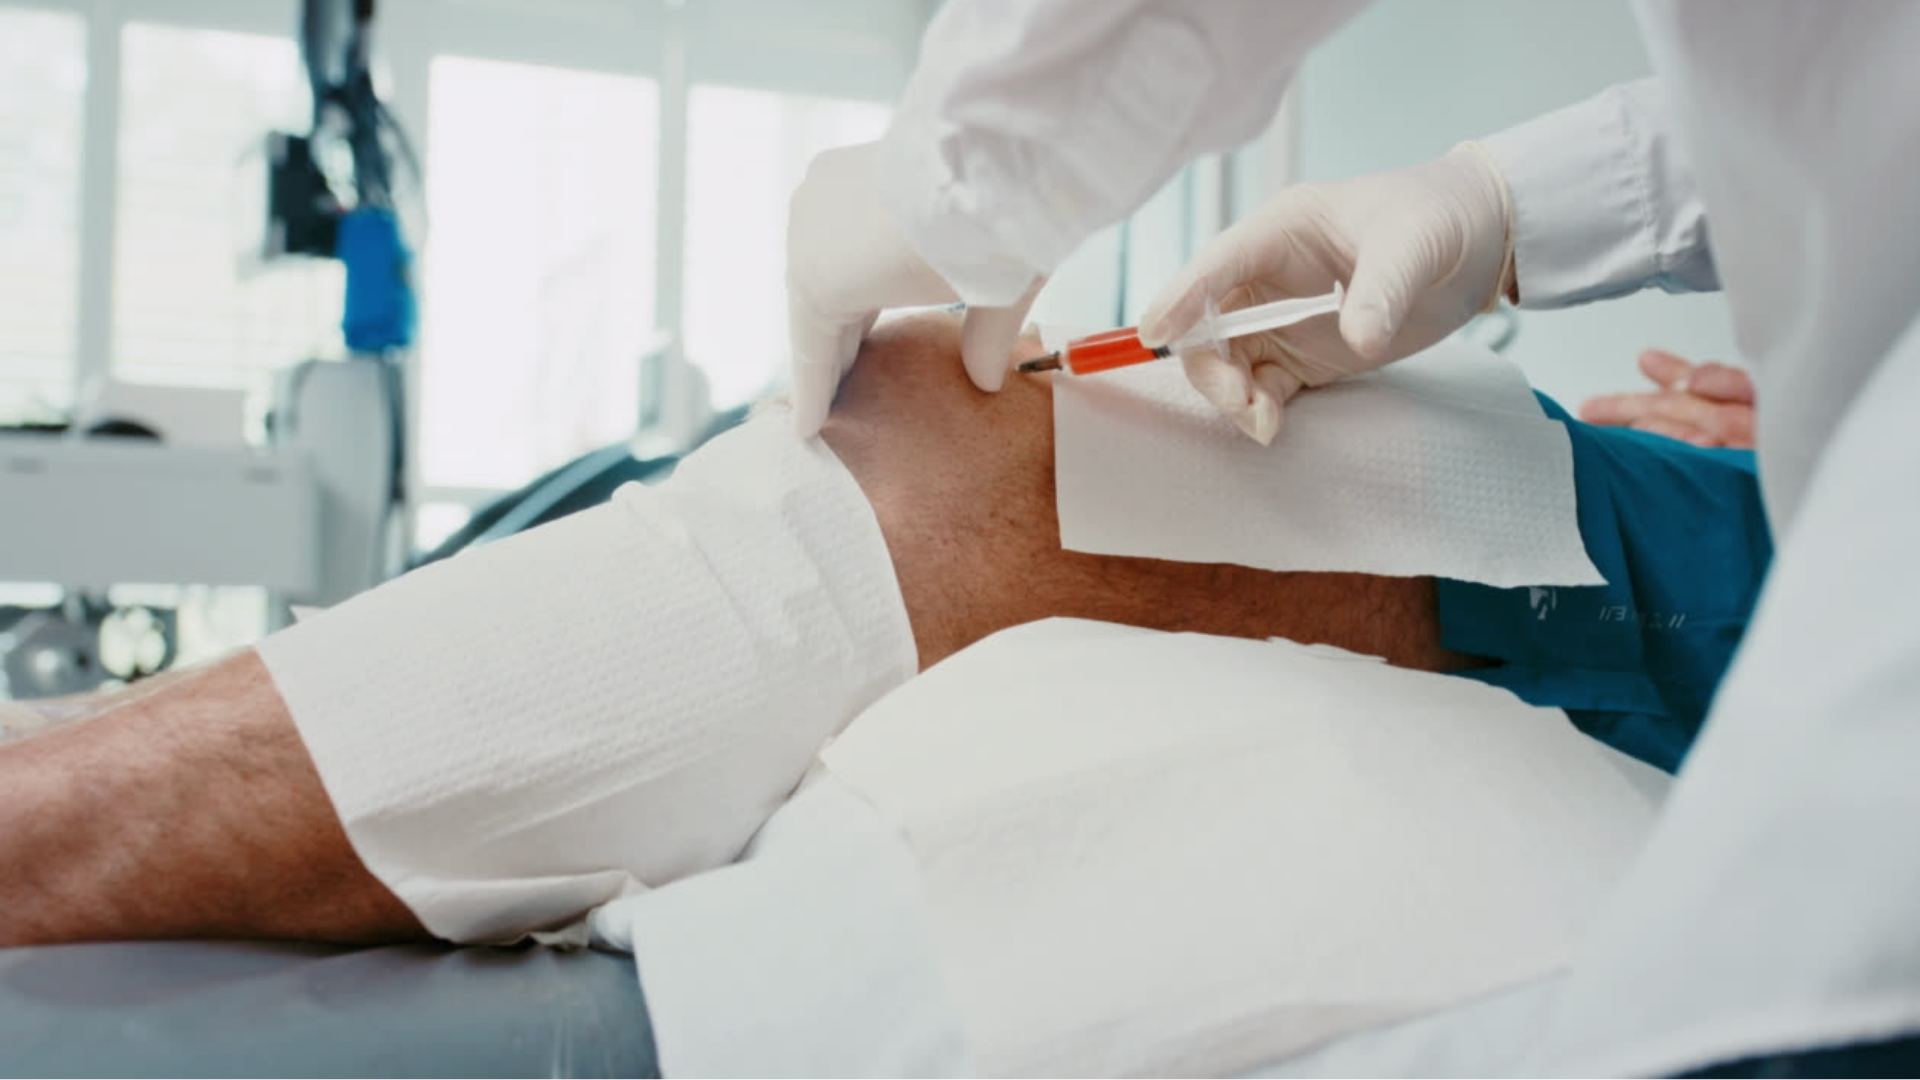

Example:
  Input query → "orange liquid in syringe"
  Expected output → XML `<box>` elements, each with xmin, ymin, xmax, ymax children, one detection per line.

<box><xmin>1061</xmin><ymin>328</ymin><xmax>1173</xmax><ymax>374</ymax></box>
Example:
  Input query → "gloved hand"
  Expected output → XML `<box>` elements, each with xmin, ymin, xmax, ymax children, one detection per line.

<box><xmin>1579</xmin><ymin>348</ymin><xmax>1757</xmax><ymax>448</ymax></box>
<box><xmin>785</xmin><ymin>141</ymin><xmax>1042</xmax><ymax>436</ymax></box>
<box><xmin>1138</xmin><ymin>144</ymin><xmax>1514</xmax><ymax>443</ymax></box>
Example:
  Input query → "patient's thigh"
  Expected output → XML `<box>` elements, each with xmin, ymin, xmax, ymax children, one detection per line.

<box><xmin>820</xmin><ymin>314</ymin><xmax>1473</xmax><ymax>673</ymax></box>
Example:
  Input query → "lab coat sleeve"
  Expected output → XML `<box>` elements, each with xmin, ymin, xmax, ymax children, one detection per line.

<box><xmin>1524</xmin><ymin>309</ymin><xmax>1920</xmax><ymax>1075</ymax></box>
<box><xmin>882</xmin><ymin>0</ymin><xmax>1374</xmax><ymax>305</ymax></box>
<box><xmin>1480</xmin><ymin>78</ymin><xmax>1720</xmax><ymax>308</ymax></box>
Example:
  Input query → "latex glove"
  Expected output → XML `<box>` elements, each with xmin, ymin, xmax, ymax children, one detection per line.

<box><xmin>1138</xmin><ymin>144</ymin><xmax>1513</xmax><ymax>443</ymax></box>
<box><xmin>1579</xmin><ymin>348</ymin><xmax>1757</xmax><ymax>448</ymax></box>
<box><xmin>785</xmin><ymin>141</ymin><xmax>1042</xmax><ymax>436</ymax></box>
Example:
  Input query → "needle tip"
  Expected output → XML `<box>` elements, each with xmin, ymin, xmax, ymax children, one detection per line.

<box><xmin>1017</xmin><ymin>352</ymin><xmax>1062</xmax><ymax>374</ymax></box>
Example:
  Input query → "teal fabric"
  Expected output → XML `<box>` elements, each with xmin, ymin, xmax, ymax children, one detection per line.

<box><xmin>1435</xmin><ymin>394</ymin><xmax>1771</xmax><ymax>772</ymax></box>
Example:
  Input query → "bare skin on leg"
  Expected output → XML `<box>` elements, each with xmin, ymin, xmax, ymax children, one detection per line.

<box><xmin>0</xmin><ymin>649</ymin><xmax>423</xmax><ymax>946</ymax></box>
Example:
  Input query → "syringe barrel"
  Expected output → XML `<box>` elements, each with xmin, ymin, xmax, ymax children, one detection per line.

<box><xmin>1062</xmin><ymin>328</ymin><xmax>1172</xmax><ymax>374</ymax></box>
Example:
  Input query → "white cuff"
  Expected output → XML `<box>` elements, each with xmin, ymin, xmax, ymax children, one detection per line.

<box><xmin>1481</xmin><ymin>80</ymin><xmax>1716</xmax><ymax>308</ymax></box>
<box><xmin>258</xmin><ymin>414</ymin><xmax>917</xmax><ymax>943</ymax></box>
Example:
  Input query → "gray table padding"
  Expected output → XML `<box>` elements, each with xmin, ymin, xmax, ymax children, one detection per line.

<box><xmin>0</xmin><ymin>940</ymin><xmax>656</xmax><ymax>1078</ymax></box>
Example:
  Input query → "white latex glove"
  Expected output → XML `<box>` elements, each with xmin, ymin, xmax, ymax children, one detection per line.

<box><xmin>1138</xmin><ymin>144</ymin><xmax>1514</xmax><ymax>443</ymax></box>
<box><xmin>785</xmin><ymin>141</ymin><xmax>1042</xmax><ymax>436</ymax></box>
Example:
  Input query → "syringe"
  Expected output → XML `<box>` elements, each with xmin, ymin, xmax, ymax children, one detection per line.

<box><xmin>1017</xmin><ymin>285</ymin><xmax>1343</xmax><ymax>376</ymax></box>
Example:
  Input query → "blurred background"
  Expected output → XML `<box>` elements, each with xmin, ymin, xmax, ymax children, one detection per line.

<box><xmin>0</xmin><ymin>0</ymin><xmax>1736</xmax><ymax>694</ymax></box>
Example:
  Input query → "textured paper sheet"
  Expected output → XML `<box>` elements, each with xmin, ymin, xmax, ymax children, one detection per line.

<box><xmin>1049</xmin><ymin>336</ymin><xmax>1604</xmax><ymax>588</ymax></box>
<box><xmin>823</xmin><ymin>618</ymin><xmax>1666</xmax><ymax>1077</ymax></box>
<box><xmin>594</xmin><ymin>775</ymin><xmax>973</xmax><ymax>1078</ymax></box>
<box><xmin>258</xmin><ymin>415</ymin><xmax>917</xmax><ymax>943</ymax></box>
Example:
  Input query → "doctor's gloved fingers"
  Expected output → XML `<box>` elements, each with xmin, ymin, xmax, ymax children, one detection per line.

<box><xmin>787</xmin><ymin>297</ymin><xmax>873</xmax><ymax>435</ymax></box>
<box><xmin>1179</xmin><ymin>349</ymin><xmax>1294</xmax><ymax>445</ymax></box>
<box><xmin>790</xmin><ymin>359</ymin><xmax>841</xmax><ymax>437</ymax></box>
<box><xmin>1139</xmin><ymin>227</ymin><xmax>1268</xmax><ymax>348</ymax></box>
<box><xmin>1338</xmin><ymin>220</ymin><xmax>1447</xmax><ymax>361</ymax></box>
<box><xmin>959</xmin><ymin>278</ymin><xmax>1046</xmax><ymax>393</ymax></box>
<box><xmin>1245</xmin><ymin>363</ymin><xmax>1305</xmax><ymax>444</ymax></box>
<box><xmin>787</xmin><ymin>303</ymin><xmax>844</xmax><ymax>436</ymax></box>
<box><xmin>1181</xmin><ymin>347</ymin><xmax>1249</xmax><ymax>418</ymax></box>
<box><xmin>1139</xmin><ymin>267</ymin><xmax>1207</xmax><ymax>349</ymax></box>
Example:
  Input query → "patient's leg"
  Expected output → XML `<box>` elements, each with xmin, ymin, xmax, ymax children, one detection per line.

<box><xmin>0</xmin><ymin>652</ymin><xmax>422</xmax><ymax>945</ymax></box>
<box><xmin>0</xmin><ymin>313</ymin><xmax>1471</xmax><ymax>949</ymax></box>
<box><xmin>822</xmin><ymin>314</ymin><xmax>1472</xmax><ymax>673</ymax></box>
<box><xmin>0</xmin><ymin>662</ymin><xmax>218</xmax><ymax>744</ymax></box>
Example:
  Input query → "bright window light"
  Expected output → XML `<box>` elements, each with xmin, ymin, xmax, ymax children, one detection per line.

<box><xmin>683</xmin><ymin>85</ymin><xmax>890</xmax><ymax>408</ymax></box>
<box><xmin>413</xmin><ymin>501</ymin><xmax>473</xmax><ymax>552</ymax></box>
<box><xmin>421</xmin><ymin>56</ymin><xmax>659</xmax><ymax>490</ymax></box>
<box><xmin>0</xmin><ymin>7</ymin><xmax>85</xmax><ymax>421</ymax></box>
<box><xmin>112</xmin><ymin>22</ymin><xmax>344</xmax><ymax>394</ymax></box>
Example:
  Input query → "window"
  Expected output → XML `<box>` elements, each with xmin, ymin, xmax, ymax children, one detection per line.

<box><xmin>112</xmin><ymin>22</ymin><xmax>344</xmax><ymax>394</ymax></box>
<box><xmin>0</xmin><ymin>7</ymin><xmax>85</xmax><ymax>421</ymax></box>
<box><xmin>420</xmin><ymin>56</ymin><xmax>659</xmax><ymax>491</ymax></box>
<box><xmin>682</xmin><ymin>85</ymin><xmax>889</xmax><ymax>408</ymax></box>
<box><xmin>413</xmin><ymin>501</ymin><xmax>474</xmax><ymax>553</ymax></box>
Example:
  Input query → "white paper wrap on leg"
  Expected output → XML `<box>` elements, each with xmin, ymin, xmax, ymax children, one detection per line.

<box><xmin>821</xmin><ymin>618</ymin><xmax>1666</xmax><ymax>1077</ymax></box>
<box><xmin>257</xmin><ymin>416</ymin><xmax>917</xmax><ymax>943</ymax></box>
<box><xmin>1047</xmin><ymin>333</ymin><xmax>1604</xmax><ymax>589</ymax></box>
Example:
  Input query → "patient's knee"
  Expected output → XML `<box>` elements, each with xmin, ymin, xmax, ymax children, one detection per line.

<box><xmin>822</xmin><ymin>312</ymin><xmax>1054</xmax><ymax>484</ymax></box>
<box><xmin>815</xmin><ymin>311</ymin><xmax>1469</xmax><ymax>675</ymax></box>
<box><xmin>819</xmin><ymin>313</ymin><xmax>1060</xmax><ymax>667</ymax></box>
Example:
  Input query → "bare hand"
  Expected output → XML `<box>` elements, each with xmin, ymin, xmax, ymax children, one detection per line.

<box><xmin>1579</xmin><ymin>348</ymin><xmax>1756</xmax><ymax>449</ymax></box>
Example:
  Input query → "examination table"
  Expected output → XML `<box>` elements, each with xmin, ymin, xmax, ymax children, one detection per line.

<box><xmin>0</xmin><ymin>940</ymin><xmax>657</xmax><ymax>1077</ymax></box>
<box><xmin>0</xmin><ymin>939</ymin><xmax>1574</xmax><ymax>1078</ymax></box>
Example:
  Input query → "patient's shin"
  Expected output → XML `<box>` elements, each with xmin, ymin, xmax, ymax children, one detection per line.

<box><xmin>257</xmin><ymin>416</ymin><xmax>916</xmax><ymax>942</ymax></box>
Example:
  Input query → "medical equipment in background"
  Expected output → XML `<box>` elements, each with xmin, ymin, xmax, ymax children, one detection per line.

<box><xmin>1017</xmin><ymin>286</ymin><xmax>1344</xmax><ymax>376</ymax></box>
<box><xmin>0</xmin><ymin>367</ymin><xmax>405</xmax><ymax>697</ymax></box>
<box><xmin>265</xmin><ymin>0</ymin><xmax>416</xmax><ymax>569</ymax></box>
<box><xmin>0</xmin><ymin>0</ymin><xmax>415</xmax><ymax>698</ymax></box>
<box><xmin>0</xmin><ymin>417</ymin><xmax>320</xmax><ymax>697</ymax></box>
<box><xmin>0</xmin><ymin>600</ymin><xmax>177</xmax><ymax>701</ymax></box>
<box><xmin>266</xmin><ymin>0</ymin><xmax>728</xmax><ymax>575</ymax></box>
<box><xmin>270</xmin><ymin>359</ymin><xmax>399</xmax><ymax>604</ymax></box>
<box><xmin>270</xmin><ymin>0</ymin><xmax>418</xmax><ymax>353</ymax></box>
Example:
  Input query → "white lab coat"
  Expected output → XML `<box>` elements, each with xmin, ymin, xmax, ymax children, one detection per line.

<box><xmin>884</xmin><ymin>1</ymin><xmax>1920</xmax><ymax>1073</ymax></box>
